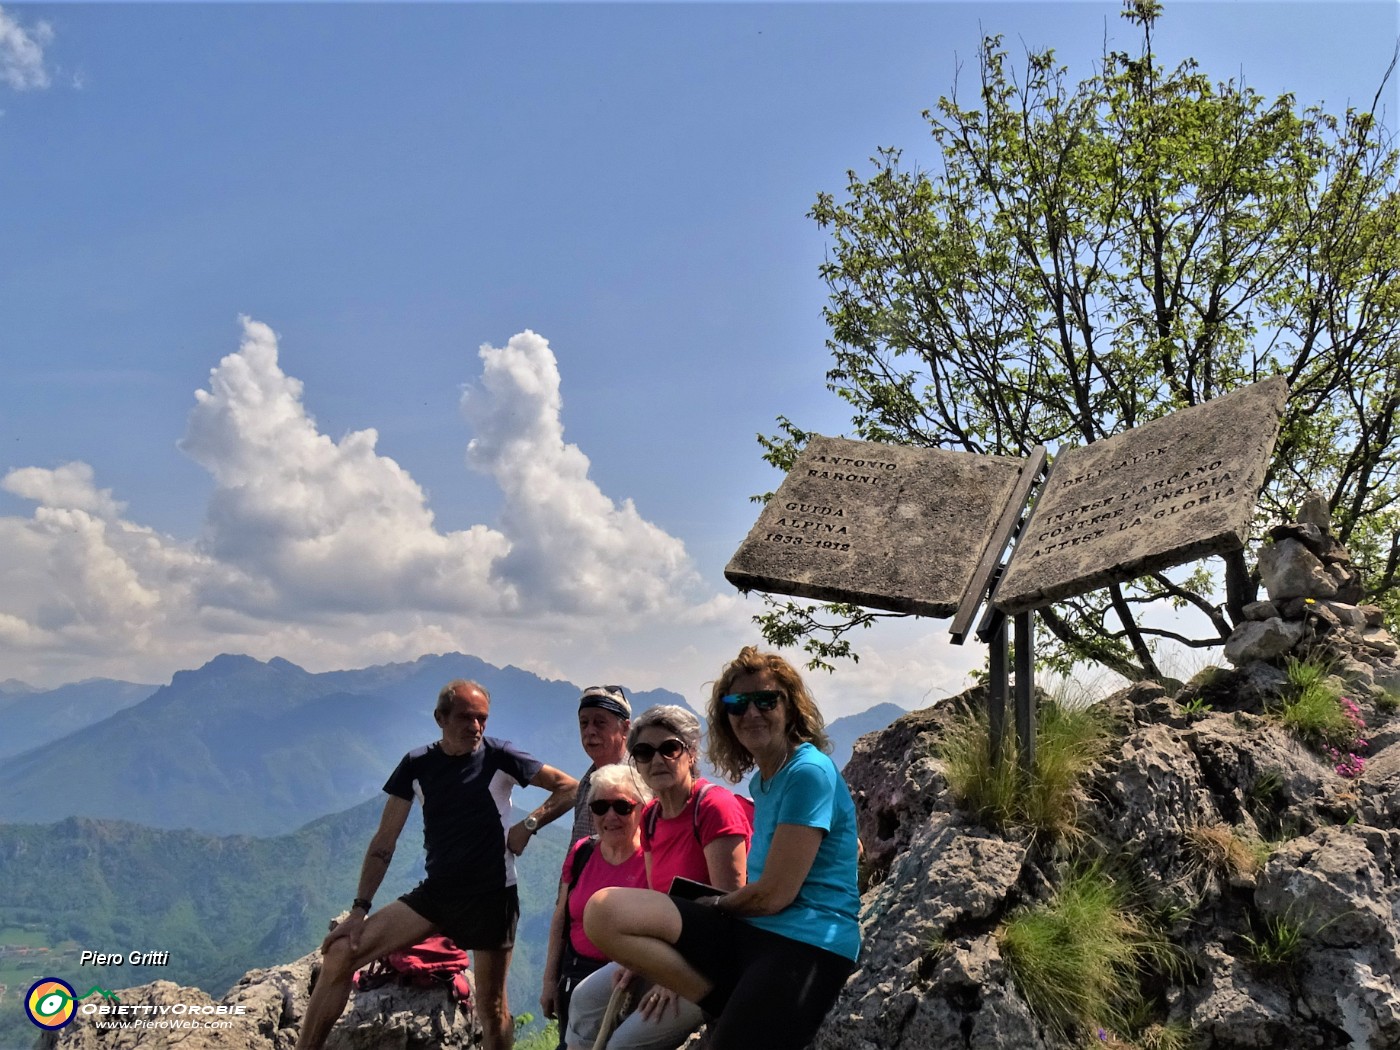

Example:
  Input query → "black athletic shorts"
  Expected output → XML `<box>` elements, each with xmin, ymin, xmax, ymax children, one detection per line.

<box><xmin>670</xmin><ymin>897</ymin><xmax>855</xmax><ymax>1050</ymax></box>
<box><xmin>399</xmin><ymin>880</ymin><xmax>519</xmax><ymax>950</ymax></box>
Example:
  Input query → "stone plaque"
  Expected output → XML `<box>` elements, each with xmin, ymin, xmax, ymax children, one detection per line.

<box><xmin>994</xmin><ymin>376</ymin><xmax>1288</xmax><ymax>614</ymax></box>
<box><xmin>724</xmin><ymin>436</ymin><xmax>1028</xmax><ymax>617</ymax></box>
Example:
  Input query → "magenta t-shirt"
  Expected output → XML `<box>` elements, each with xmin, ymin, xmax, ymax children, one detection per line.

<box><xmin>561</xmin><ymin>837</ymin><xmax>648</xmax><ymax>960</ymax></box>
<box><xmin>640</xmin><ymin>779</ymin><xmax>753</xmax><ymax>894</ymax></box>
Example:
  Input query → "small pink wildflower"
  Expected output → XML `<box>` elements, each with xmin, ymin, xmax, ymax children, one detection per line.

<box><xmin>1335</xmin><ymin>753</ymin><xmax>1366</xmax><ymax>778</ymax></box>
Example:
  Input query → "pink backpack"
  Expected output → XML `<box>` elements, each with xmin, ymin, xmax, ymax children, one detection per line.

<box><xmin>354</xmin><ymin>934</ymin><xmax>472</xmax><ymax>1004</ymax></box>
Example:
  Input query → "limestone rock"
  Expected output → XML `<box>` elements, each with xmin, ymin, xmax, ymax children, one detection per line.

<box><xmin>842</xmin><ymin>695</ymin><xmax>972</xmax><ymax>879</ymax></box>
<box><xmin>1298</xmin><ymin>491</ymin><xmax>1331</xmax><ymax>530</ymax></box>
<box><xmin>1223</xmin><ymin>618</ymin><xmax>1305</xmax><ymax>664</ymax></box>
<box><xmin>1242</xmin><ymin>599</ymin><xmax>1280</xmax><ymax>621</ymax></box>
<box><xmin>1186</xmin><ymin>944</ymin><xmax>1305</xmax><ymax>1048</ymax></box>
<box><xmin>1258</xmin><ymin>538</ymin><xmax>1339</xmax><ymax>601</ymax></box>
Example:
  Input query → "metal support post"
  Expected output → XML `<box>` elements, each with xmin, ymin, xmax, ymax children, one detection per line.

<box><xmin>987</xmin><ymin>616</ymin><xmax>1008</xmax><ymax>768</ymax></box>
<box><xmin>1014</xmin><ymin>610</ymin><xmax>1036</xmax><ymax>776</ymax></box>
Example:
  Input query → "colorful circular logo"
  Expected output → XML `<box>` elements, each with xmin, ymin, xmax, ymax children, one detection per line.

<box><xmin>25</xmin><ymin>978</ymin><xmax>77</xmax><ymax>1030</ymax></box>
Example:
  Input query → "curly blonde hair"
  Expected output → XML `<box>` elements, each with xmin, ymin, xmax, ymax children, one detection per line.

<box><xmin>704</xmin><ymin>646</ymin><xmax>830</xmax><ymax>782</ymax></box>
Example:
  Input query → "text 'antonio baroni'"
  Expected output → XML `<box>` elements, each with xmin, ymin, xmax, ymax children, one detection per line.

<box><xmin>81</xmin><ymin>950</ymin><xmax>170</xmax><ymax>966</ymax></box>
<box><xmin>805</xmin><ymin>453</ymin><xmax>898</xmax><ymax>486</ymax></box>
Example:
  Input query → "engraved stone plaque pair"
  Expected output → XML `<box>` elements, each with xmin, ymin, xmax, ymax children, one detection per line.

<box><xmin>724</xmin><ymin>377</ymin><xmax>1289</xmax><ymax>625</ymax></box>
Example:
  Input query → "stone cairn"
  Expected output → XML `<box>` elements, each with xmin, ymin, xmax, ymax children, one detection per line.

<box><xmin>1223</xmin><ymin>491</ymin><xmax>1400</xmax><ymax>697</ymax></box>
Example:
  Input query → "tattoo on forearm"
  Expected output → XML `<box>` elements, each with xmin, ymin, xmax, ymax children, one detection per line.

<box><xmin>370</xmin><ymin>846</ymin><xmax>394</xmax><ymax>864</ymax></box>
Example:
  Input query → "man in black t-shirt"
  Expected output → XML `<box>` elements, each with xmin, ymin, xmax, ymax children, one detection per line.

<box><xmin>295</xmin><ymin>679</ymin><xmax>577</xmax><ymax>1050</ymax></box>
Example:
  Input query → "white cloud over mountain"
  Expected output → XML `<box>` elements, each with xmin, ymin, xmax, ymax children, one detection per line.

<box><xmin>0</xmin><ymin>319</ymin><xmax>738</xmax><ymax>688</ymax></box>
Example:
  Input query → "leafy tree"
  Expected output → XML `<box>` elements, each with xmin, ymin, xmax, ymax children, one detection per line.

<box><xmin>762</xmin><ymin>0</ymin><xmax>1400</xmax><ymax>681</ymax></box>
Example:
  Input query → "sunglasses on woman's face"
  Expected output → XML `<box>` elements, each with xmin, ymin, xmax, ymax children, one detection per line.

<box><xmin>630</xmin><ymin>738</ymin><xmax>686</xmax><ymax>764</ymax></box>
<box><xmin>721</xmin><ymin>690</ymin><xmax>783</xmax><ymax>716</ymax></box>
<box><xmin>589</xmin><ymin>798</ymin><xmax>638</xmax><ymax>816</ymax></box>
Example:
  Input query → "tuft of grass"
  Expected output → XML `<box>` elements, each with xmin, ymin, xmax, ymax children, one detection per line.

<box><xmin>1136</xmin><ymin>1020</ymin><xmax>1195</xmax><ymax>1050</ymax></box>
<box><xmin>1249</xmin><ymin>767</ymin><xmax>1284</xmax><ymax>802</ymax></box>
<box><xmin>1027</xmin><ymin>703</ymin><xmax>1115</xmax><ymax>835</ymax></box>
<box><xmin>1241</xmin><ymin>911</ymin><xmax>1307</xmax><ymax>969</ymax></box>
<box><xmin>941</xmin><ymin>711</ymin><xmax>1021</xmax><ymax>828</ymax></box>
<box><xmin>1180</xmin><ymin>696</ymin><xmax>1212</xmax><ymax>718</ymax></box>
<box><xmin>940</xmin><ymin>701</ymin><xmax>1112</xmax><ymax>838</ymax></box>
<box><xmin>1279</xmin><ymin>656</ymin><xmax>1357</xmax><ymax>750</ymax></box>
<box><xmin>1184</xmin><ymin>823</ymin><xmax>1265</xmax><ymax>882</ymax></box>
<box><xmin>1376</xmin><ymin>689</ymin><xmax>1400</xmax><ymax>715</ymax></box>
<box><xmin>999</xmin><ymin>866</ymin><xmax>1175</xmax><ymax>1041</ymax></box>
<box><xmin>1284</xmin><ymin>652</ymin><xmax>1332</xmax><ymax>692</ymax></box>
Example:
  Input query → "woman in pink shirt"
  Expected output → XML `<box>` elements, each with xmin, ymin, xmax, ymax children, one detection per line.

<box><xmin>541</xmin><ymin>763</ymin><xmax>650</xmax><ymax>1049</ymax></box>
<box><xmin>565</xmin><ymin>704</ymin><xmax>752</xmax><ymax>1050</ymax></box>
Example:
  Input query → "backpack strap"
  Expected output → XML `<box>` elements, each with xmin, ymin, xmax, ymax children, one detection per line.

<box><xmin>643</xmin><ymin>800</ymin><xmax>660</xmax><ymax>841</ymax></box>
<box><xmin>643</xmin><ymin>783</ymin><xmax>714</xmax><ymax>844</ymax></box>
<box><xmin>690</xmin><ymin>783</ymin><xmax>713</xmax><ymax>844</ymax></box>
<box><xmin>568</xmin><ymin>836</ymin><xmax>598</xmax><ymax>890</ymax></box>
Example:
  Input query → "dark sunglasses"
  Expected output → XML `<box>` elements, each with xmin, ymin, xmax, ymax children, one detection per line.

<box><xmin>630</xmin><ymin>738</ymin><xmax>687</xmax><ymax>763</ymax></box>
<box><xmin>721</xmin><ymin>690</ymin><xmax>783</xmax><ymax>716</ymax></box>
<box><xmin>589</xmin><ymin>798</ymin><xmax>638</xmax><ymax>816</ymax></box>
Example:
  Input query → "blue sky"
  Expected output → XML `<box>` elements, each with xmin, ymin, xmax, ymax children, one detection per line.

<box><xmin>1</xmin><ymin>1</ymin><xmax>1397</xmax><ymax>714</ymax></box>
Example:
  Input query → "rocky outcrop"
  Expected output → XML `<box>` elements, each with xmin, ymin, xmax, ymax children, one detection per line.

<box><xmin>36</xmin><ymin>950</ymin><xmax>479</xmax><ymax>1050</ymax></box>
<box><xmin>818</xmin><ymin>675</ymin><xmax>1400</xmax><ymax>1049</ymax></box>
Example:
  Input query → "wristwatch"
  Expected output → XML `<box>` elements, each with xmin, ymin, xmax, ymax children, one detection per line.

<box><xmin>523</xmin><ymin>815</ymin><xmax>540</xmax><ymax>834</ymax></box>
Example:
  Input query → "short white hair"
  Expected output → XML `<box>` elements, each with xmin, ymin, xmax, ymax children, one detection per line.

<box><xmin>587</xmin><ymin>763</ymin><xmax>652</xmax><ymax>804</ymax></box>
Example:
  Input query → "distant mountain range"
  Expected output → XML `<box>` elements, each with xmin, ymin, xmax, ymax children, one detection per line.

<box><xmin>0</xmin><ymin>678</ymin><xmax>155</xmax><ymax>763</ymax></box>
<box><xmin>0</xmin><ymin>653</ymin><xmax>904</xmax><ymax>835</ymax></box>
<box><xmin>0</xmin><ymin>653</ymin><xmax>683</xmax><ymax>834</ymax></box>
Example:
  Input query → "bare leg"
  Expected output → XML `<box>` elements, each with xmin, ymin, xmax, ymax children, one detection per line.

<box><xmin>583</xmin><ymin>888</ymin><xmax>714</xmax><ymax>1004</ymax></box>
<box><xmin>295</xmin><ymin>902</ymin><xmax>437</xmax><ymax>1050</ymax></box>
<box><xmin>474</xmin><ymin>947</ymin><xmax>514</xmax><ymax>1050</ymax></box>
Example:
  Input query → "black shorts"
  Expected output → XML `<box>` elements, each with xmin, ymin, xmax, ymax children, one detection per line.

<box><xmin>670</xmin><ymin>897</ymin><xmax>855</xmax><ymax>1050</ymax></box>
<box><xmin>399</xmin><ymin>880</ymin><xmax>519</xmax><ymax>950</ymax></box>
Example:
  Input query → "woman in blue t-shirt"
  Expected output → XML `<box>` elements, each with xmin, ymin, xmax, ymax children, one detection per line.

<box><xmin>584</xmin><ymin>646</ymin><xmax>861</xmax><ymax>1050</ymax></box>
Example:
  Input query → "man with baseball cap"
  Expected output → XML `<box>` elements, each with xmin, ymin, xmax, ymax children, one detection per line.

<box><xmin>568</xmin><ymin>684</ymin><xmax>632</xmax><ymax>843</ymax></box>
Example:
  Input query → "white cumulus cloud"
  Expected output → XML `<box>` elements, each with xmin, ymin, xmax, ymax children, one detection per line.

<box><xmin>179</xmin><ymin>317</ymin><xmax>514</xmax><ymax>617</ymax></box>
<box><xmin>0</xmin><ymin>318</ymin><xmax>726</xmax><ymax>687</ymax></box>
<box><xmin>463</xmin><ymin>330</ymin><xmax>702</xmax><ymax>615</ymax></box>
<box><xmin>0</xmin><ymin>5</ymin><xmax>54</xmax><ymax>92</ymax></box>
<box><xmin>0</xmin><ymin>496</ymin><xmax>212</xmax><ymax>664</ymax></box>
<box><xmin>2</xmin><ymin>461</ymin><xmax>124</xmax><ymax>518</ymax></box>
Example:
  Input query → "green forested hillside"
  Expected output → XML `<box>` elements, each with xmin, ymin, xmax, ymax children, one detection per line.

<box><xmin>0</xmin><ymin>800</ymin><xmax>567</xmax><ymax>1048</ymax></box>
